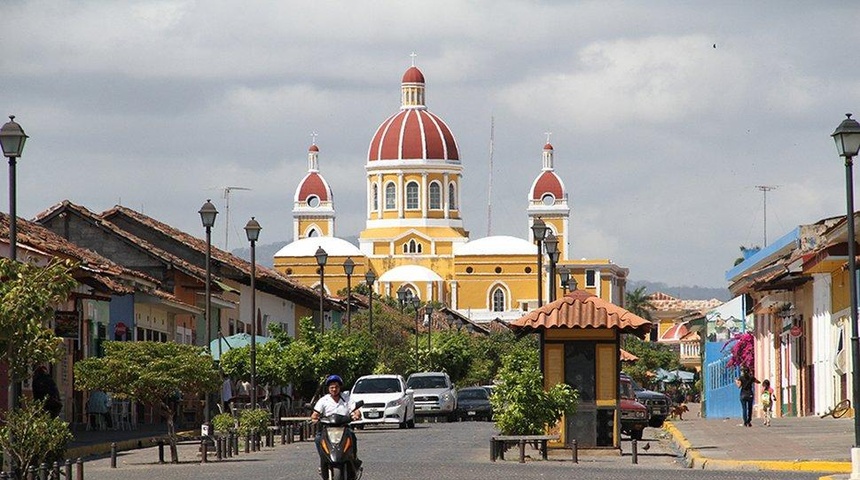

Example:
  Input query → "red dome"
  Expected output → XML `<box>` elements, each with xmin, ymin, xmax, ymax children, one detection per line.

<box><xmin>402</xmin><ymin>66</ymin><xmax>425</xmax><ymax>84</ymax></box>
<box><xmin>531</xmin><ymin>171</ymin><xmax>564</xmax><ymax>200</ymax></box>
<box><xmin>308</xmin><ymin>144</ymin><xmax>319</xmax><ymax>152</ymax></box>
<box><xmin>544</xmin><ymin>143</ymin><xmax>554</xmax><ymax>150</ymax></box>
<box><xmin>297</xmin><ymin>172</ymin><xmax>330</xmax><ymax>202</ymax></box>
<box><xmin>368</xmin><ymin>109</ymin><xmax>459</xmax><ymax>162</ymax></box>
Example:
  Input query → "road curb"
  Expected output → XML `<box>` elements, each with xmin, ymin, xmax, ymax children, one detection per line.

<box><xmin>663</xmin><ymin>420</ymin><xmax>851</xmax><ymax>474</ymax></box>
<box><xmin>66</xmin><ymin>430</ymin><xmax>198</xmax><ymax>460</ymax></box>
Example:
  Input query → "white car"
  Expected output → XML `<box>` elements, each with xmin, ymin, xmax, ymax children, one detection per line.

<box><xmin>349</xmin><ymin>374</ymin><xmax>415</xmax><ymax>429</ymax></box>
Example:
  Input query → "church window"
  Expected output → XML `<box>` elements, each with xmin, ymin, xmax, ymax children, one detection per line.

<box><xmin>495</xmin><ymin>266</ymin><xmax>502</xmax><ymax>274</ymax></box>
<box><xmin>465</xmin><ymin>266</ymin><xmax>473</xmax><ymax>274</ymax></box>
<box><xmin>541</xmin><ymin>193</ymin><xmax>555</xmax><ymax>206</ymax></box>
<box><xmin>429</xmin><ymin>182</ymin><xmax>441</xmax><ymax>209</ymax></box>
<box><xmin>385</xmin><ymin>182</ymin><xmax>396</xmax><ymax>209</ymax></box>
<box><xmin>448</xmin><ymin>183</ymin><xmax>457</xmax><ymax>210</ymax></box>
<box><xmin>285</xmin><ymin>268</ymin><xmax>293</xmax><ymax>275</ymax></box>
<box><xmin>372</xmin><ymin>184</ymin><xmax>379</xmax><ymax>211</ymax></box>
<box><xmin>406</xmin><ymin>181</ymin><xmax>419</xmax><ymax>210</ymax></box>
<box><xmin>308</xmin><ymin>228</ymin><xmax>319</xmax><ymax>237</ymax></box>
<box><xmin>307</xmin><ymin>195</ymin><xmax>321</xmax><ymax>208</ymax></box>
<box><xmin>492</xmin><ymin>288</ymin><xmax>505</xmax><ymax>312</ymax></box>
<box><xmin>524</xmin><ymin>266</ymin><xmax>532</xmax><ymax>274</ymax></box>
<box><xmin>586</xmin><ymin>269</ymin><xmax>596</xmax><ymax>288</ymax></box>
<box><xmin>404</xmin><ymin>239</ymin><xmax>422</xmax><ymax>254</ymax></box>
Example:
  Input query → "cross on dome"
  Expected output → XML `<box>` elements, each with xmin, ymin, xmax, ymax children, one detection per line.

<box><xmin>311</xmin><ymin>131</ymin><xmax>318</xmax><ymax>145</ymax></box>
<box><xmin>410</xmin><ymin>52</ymin><xmax>417</xmax><ymax>66</ymax></box>
<box><xmin>544</xmin><ymin>131</ymin><xmax>552</xmax><ymax>143</ymax></box>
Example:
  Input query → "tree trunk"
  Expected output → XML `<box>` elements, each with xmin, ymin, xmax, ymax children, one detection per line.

<box><xmin>164</xmin><ymin>402</ymin><xmax>179</xmax><ymax>463</ymax></box>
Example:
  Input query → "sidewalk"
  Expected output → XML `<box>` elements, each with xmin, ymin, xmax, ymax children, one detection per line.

<box><xmin>665</xmin><ymin>402</ymin><xmax>853</xmax><ymax>477</ymax></box>
<box><xmin>65</xmin><ymin>423</ymin><xmax>198</xmax><ymax>459</ymax></box>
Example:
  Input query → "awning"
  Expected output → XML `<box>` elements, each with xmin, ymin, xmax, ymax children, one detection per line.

<box><xmin>209</xmin><ymin>333</ymin><xmax>274</xmax><ymax>361</ymax></box>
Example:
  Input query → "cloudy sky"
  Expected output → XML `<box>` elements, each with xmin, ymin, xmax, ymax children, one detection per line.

<box><xmin>2</xmin><ymin>1</ymin><xmax>859</xmax><ymax>289</ymax></box>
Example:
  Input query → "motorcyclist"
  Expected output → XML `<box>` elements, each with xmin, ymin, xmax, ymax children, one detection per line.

<box><xmin>311</xmin><ymin>375</ymin><xmax>362</xmax><ymax>478</ymax></box>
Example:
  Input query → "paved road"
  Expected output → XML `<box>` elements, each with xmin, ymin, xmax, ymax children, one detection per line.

<box><xmin>78</xmin><ymin>420</ymin><xmax>823</xmax><ymax>480</ymax></box>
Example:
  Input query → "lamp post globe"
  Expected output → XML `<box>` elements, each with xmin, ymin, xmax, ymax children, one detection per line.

<box><xmin>397</xmin><ymin>285</ymin><xmax>408</xmax><ymax>312</ymax></box>
<box><xmin>832</xmin><ymin>114</ymin><xmax>860</xmax><ymax>457</ymax></box>
<box><xmin>244</xmin><ymin>217</ymin><xmax>261</xmax><ymax>409</ymax></box>
<box><xmin>315</xmin><ymin>247</ymin><xmax>328</xmax><ymax>333</ymax></box>
<box><xmin>365</xmin><ymin>269</ymin><xmax>376</xmax><ymax>335</ymax></box>
<box><xmin>558</xmin><ymin>265</ymin><xmax>571</xmax><ymax>295</ymax></box>
<box><xmin>544</xmin><ymin>233</ymin><xmax>559</xmax><ymax>302</ymax></box>
<box><xmin>199</xmin><ymin>200</ymin><xmax>218</xmax><ymax>429</ymax></box>
<box><xmin>531</xmin><ymin>218</ymin><xmax>548</xmax><ymax>307</ymax></box>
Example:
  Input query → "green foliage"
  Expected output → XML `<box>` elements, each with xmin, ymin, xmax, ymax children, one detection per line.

<box><xmin>74</xmin><ymin>341</ymin><xmax>220</xmax><ymax>463</ymax></box>
<box><xmin>212</xmin><ymin>412</ymin><xmax>237</xmax><ymax>434</ymax></box>
<box><xmin>0</xmin><ymin>397</ymin><xmax>72</xmax><ymax>475</ymax></box>
<box><xmin>490</xmin><ymin>347</ymin><xmax>578</xmax><ymax>435</ymax></box>
<box><xmin>624</xmin><ymin>286</ymin><xmax>654</xmax><ymax>321</ymax></box>
<box><xmin>621</xmin><ymin>336</ymin><xmax>680</xmax><ymax>387</ymax></box>
<box><xmin>460</xmin><ymin>331</ymin><xmax>536</xmax><ymax>386</ymax></box>
<box><xmin>221</xmin><ymin>341</ymin><xmax>285</xmax><ymax>387</ymax></box>
<box><xmin>238</xmin><ymin>408</ymin><xmax>270</xmax><ymax>436</ymax></box>
<box><xmin>0</xmin><ymin>258</ymin><xmax>77</xmax><ymax>381</ymax></box>
<box><xmin>424</xmin><ymin>331</ymin><xmax>472</xmax><ymax>383</ymax></box>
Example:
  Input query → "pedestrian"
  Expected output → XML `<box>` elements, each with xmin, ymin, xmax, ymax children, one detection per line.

<box><xmin>735</xmin><ymin>366</ymin><xmax>759</xmax><ymax>427</ymax></box>
<box><xmin>32</xmin><ymin>365</ymin><xmax>62</xmax><ymax>417</ymax></box>
<box><xmin>87</xmin><ymin>390</ymin><xmax>113</xmax><ymax>430</ymax></box>
<box><xmin>760</xmin><ymin>379</ymin><xmax>775</xmax><ymax>426</ymax></box>
<box><xmin>221</xmin><ymin>378</ymin><xmax>234</xmax><ymax>413</ymax></box>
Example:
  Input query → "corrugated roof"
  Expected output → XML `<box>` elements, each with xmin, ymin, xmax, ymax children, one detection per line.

<box><xmin>510</xmin><ymin>289</ymin><xmax>651</xmax><ymax>336</ymax></box>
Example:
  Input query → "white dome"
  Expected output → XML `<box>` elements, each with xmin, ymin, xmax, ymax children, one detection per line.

<box><xmin>378</xmin><ymin>265</ymin><xmax>443</xmax><ymax>283</ymax></box>
<box><xmin>454</xmin><ymin>235</ymin><xmax>537</xmax><ymax>256</ymax></box>
<box><xmin>274</xmin><ymin>236</ymin><xmax>364</xmax><ymax>258</ymax></box>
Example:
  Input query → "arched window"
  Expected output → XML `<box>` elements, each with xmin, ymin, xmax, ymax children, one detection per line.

<box><xmin>403</xmin><ymin>239</ymin><xmax>423</xmax><ymax>254</ymax></box>
<box><xmin>406</xmin><ymin>181</ymin><xmax>419</xmax><ymax>210</ymax></box>
<box><xmin>429</xmin><ymin>182</ymin><xmax>441</xmax><ymax>210</ymax></box>
<box><xmin>385</xmin><ymin>182</ymin><xmax>396</xmax><ymax>210</ymax></box>
<box><xmin>372</xmin><ymin>184</ymin><xmax>379</xmax><ymax>211</ymax></box>
<box><xmin>308</xmin><ymin>228</ymin><xmax>318</xmax><ymax>237</ymax></box>
<box><xmin>449</xmin><ymin>183</ymin><xmax>457</xmax><ymax>210</ymax></box>
<box><xmin>492</xmin><ymin>288</ymin><xmax>505</xmax><ymax>312</ymax></box>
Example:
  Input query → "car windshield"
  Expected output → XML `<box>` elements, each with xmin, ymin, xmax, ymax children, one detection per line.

<box><xmin>407</xmin><ymin>376</ymin><xmax>448</xmax><ymax>389</ymax></box>
<box><xmin>620</xmin><ymin>380</ymin><xmax>635</xmax><ymax>400</ymax></box>
<box><xmin>352</xmin><ymin>378</ymin><xmax>402</xmax><ymax>394</ymax></box>
<box><xmin>457</xmin><ymin>389</ymin><xmax>488</xmax><ymax>400</ymax></box>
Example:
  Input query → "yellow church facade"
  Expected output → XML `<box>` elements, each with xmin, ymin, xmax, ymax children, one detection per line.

<box><xmin>273</xmin><ymin>64</ymin><xmax>628</xmax><ymax>324</ymax></box>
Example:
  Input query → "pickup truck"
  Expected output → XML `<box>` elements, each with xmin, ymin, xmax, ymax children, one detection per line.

<box><xmin>619</xmin><ymin>375</ymin><xmax>648</xmax><ymax>440</ymax></box>
<box><xmin>406</xmin><ymin>372</ymin><xmax>457</xmax><ymax>421</ymax></box>
<box><xmin>621</xmin><ymin>372</ymin><xmax>672</xmax><ymax>428</ymax></box>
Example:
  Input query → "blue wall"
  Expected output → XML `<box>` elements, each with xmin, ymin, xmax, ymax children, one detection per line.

<box><xmin>703</xmin><ymin>341</ymin><xmax>741</xmax><ymax>418</ymax></box>
<box><xmin>108</xmin><ymin>294</ymin><xmax>135</xmax><ymax>341</ymax></box>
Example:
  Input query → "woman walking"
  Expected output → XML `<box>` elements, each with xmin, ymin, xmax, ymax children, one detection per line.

<box><xmin>736</xmin><ymin>366</ymin><xmax>759</xmax><ymax>427</ymax></box>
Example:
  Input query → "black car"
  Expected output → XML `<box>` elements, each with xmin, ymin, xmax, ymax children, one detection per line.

<box><xmin>455</xmin><ymin>387</ymin><xmax>492</xmax><ymax>421</ymax></box>
<box><xmin>620</xmin><ymin>372</ymin><xmax>671</xmax><ymax>427</ymax></box>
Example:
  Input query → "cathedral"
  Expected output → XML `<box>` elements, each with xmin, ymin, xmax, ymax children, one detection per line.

<box><xmin>273</xmin><ymin>63</ymin><xmax>628</xmax><ymax>324</ymax></box>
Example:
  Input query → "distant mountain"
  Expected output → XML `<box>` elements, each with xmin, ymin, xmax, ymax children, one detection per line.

<box><xmin>232</xmin><ymin>236</ymin><xmax>360</xmax><ymax>268</ymax></box>
<box><xmin>628</xmin><ymin>280</ymin><xmax>731</xmax><ymax>302</ymax></box>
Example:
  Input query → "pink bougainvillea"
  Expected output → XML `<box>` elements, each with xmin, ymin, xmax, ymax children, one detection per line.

<box><xmin>723</xmin><ymin>332</ymin><xmax>755</xmax><ymax>371</ymax></box>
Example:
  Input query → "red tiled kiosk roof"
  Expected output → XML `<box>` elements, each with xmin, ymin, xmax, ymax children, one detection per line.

<box><xmin>510</xmin><ymin>289</ymin><xmax>651</xmax><ymax>337</ymax></box>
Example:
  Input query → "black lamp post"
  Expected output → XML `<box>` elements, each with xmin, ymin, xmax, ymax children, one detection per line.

<box><xmin>832</xmin><ymin>113</ymin><xmax>860</xmax><ymax>453</ymax></box>
<box><xmin>411</xmin><ymin>296</ymin><xmax>421</xmax><ymax>367</ymax></box>
<box><xmin>1</xmin><ymin>115</ymin><xmax>27</xmax><ymax>432</ymax></box>
<box><xmin>425</xmin><ymin>305</ymin><xmax>434</xmax><ymax>369</ymax></box>
<box><xmin>343</xmin><ymin>257</ymin><xmax>355</xmax><ymax>333</ymax></box>
<box><xmin>558</xmin><ymin>265</ymin><xmax>570</xmax><ymax>295</ymax></box>
<box><xmin>199</xmin><ymin>199</ymin><xmax>218</xmax><ymax>428</ymax></box>
<box><xmin>315</xmin><ymin>246</ymin><xmax>328</xmax><ymax>333</ymax></box>
<box><xmin>397</xmin><ymin>285</ymin><xmax>408</xmax><ymax>313</ymax></box>
<box><xmin>244</xmin><ymin>217</ymin><xmax>261</xmax><ymax>409</ymax></box>
<box><xmin>545</xmin><ymin>233</ymin><xmax>559</xmax><ymax>302</ymax></box>
<box><xmin>531</xmin><ymin>218</ymin><xmax>548</xmax><ymax>307</ymax></box>
<box><xmin>365</xmin><ymin>269</ymin><xmax>376</xmax><ymax>335</ymax></box>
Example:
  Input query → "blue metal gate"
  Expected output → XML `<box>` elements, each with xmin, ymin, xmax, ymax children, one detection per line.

<box><xmin>702</xmin><ymin>342</ymin><xmax>741</xmax><ymax>418</ymax></box>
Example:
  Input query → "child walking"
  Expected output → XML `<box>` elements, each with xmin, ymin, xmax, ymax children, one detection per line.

<box><xmin>760</xmin><ymin>379</ymin><xmax>774</xmax><ymax>426</ymax></box>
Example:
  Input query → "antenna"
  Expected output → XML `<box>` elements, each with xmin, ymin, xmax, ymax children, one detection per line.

<box><xmin>755</xmin><ymin>185</ymin><xmax>777</xmax><ymax>247</ymax></box>
<box><xmin>487</xmin><ymin>116</ymin><xmax>495</xmax><ymax>236</ymax></box>
<box><xmin>222</xmin><ymin>186</ymin><xmax>251</xmax><ymax>250</ymax></box>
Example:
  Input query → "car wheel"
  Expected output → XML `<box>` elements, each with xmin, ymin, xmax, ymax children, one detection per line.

<box><xmin>446</xmin><ymin>413</ymin><xmax>457</xmax><ymax>423</ymax></box>
<box><xmin>407</xmin><ymin>418</ymin><xmax>415</xmax><ymax>429</ymax></box>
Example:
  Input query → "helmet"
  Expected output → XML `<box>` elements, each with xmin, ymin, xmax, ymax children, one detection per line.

<box><xmin>325</xmin><ymin>375</ymin><xmax>344</xmax><ymax>387</ymax></box>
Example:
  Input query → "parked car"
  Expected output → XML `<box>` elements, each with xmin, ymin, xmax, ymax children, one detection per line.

<box><xmin>619</xmin><ymin>375</ymin><xmax>648</xmax><ymax>440</ymax></box>
<box><xmin>406</xmin><ymin>372</ymin><xmax>457</xmax><ymax>421</ymax></box>
<box><xmin>455</xmin><ymin>387</ymin><xmax>492</xmax><ymax>421</ymax></box>
<box><xmin>349</xmin><ymin>374</ymin><xmax>415</xmax><ymax>429</ymax></box>
<box><xmin>620</xmin><ymin>372</ymin><xmax>671</xmax><ymax>427</ymax></box>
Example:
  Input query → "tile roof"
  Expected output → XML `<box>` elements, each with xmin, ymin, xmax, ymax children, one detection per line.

<box><xmin>620</xmin><ymin>348</ymin><xmax>639</xmax><ymax>362</ymax></box>
<box><xmin>510</xmin><ymin>289</ymin><xmax>651</xmax><ymax>336</ymax></box>
<box><xmin>648</xmin><ymin>292</ymin><xmax>723</xmax><ymax>313</ymax></box>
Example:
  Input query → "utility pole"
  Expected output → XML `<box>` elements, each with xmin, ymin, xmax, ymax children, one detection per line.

<box><xmin>221</xmin><ymin>186</ymin><xmax>251</xmax><ymax>250</ymax></box>
<box><xmin>755</xmin><ymin>185</ymin><xmax>777</xmax><ymax>247</ymax></box>
<box><xmin>486</xmin><ymin>116</ymin><xmax>494</xmax><ymax>236</ymax></box>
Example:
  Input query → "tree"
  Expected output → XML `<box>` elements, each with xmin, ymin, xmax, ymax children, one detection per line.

<box><xmin>490</xmin><ymin>346</ymin><xmax>578</xmax><ymax>435</ymax></box>
<box><xmin>0</xmin><ymin>258</ymin><xmax>77</xmax><ymax>382</ymax></box>
<box><xmin>74</xmin><ymin>341</ymin><xmax>220</xmax><ymax>463</ymax></box>
<box><xmin>0</xmin><ymin>398</ymin><xmax>72</xmax><ymax>476</ymax></box>
<box><xmin>424</xmin><ymin>330</ymin><xmax>472</xmax><ymax>382</ymax></box>
<box><xmin>624</xmin><ymin>286</ymin><xmax>654</xmax><ymax>321</ymax></box>
<box><xmin>621</xmin><ymin>336</ymin><xmax>680</xmax><ymax>387</ymax></box>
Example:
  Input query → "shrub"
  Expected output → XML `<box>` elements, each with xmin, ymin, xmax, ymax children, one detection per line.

<box><xmin>0</xmin><ymin>398</ymin><xmax>73</xmax><ymax>475</ymax></box>
<box><xmin>212</xmin><ymin>413</ymin><xmax>237</xmax><ymax>435</ymax></box>
<box><xmin>238</xmin><ymin>408</ymin><xmax>270</xmax><ymax>437</ymax></box>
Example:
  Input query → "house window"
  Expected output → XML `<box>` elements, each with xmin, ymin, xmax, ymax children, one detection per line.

<box><xmin>429</xmin><ymin>182</ymin><xmax>441</xmax><ymax>209</ymax></box>
<box><xmin>586</xmin><ymin>269</ymin><xmax>596</xmax><ymax>288</ymax></box>
<box><xmin>492</xmin><ymin>288</ymin><xmax>505</xmax><ymax>312</ymax></box>
<box><xmin>385</xmin><ymin>182</ymin><xmax>396</xmax><ymax>209</ymax></box>
<box><xmin>449</xmin><ymin>183</ymin><xmax>457</xmax><ymax>210</ymax></box>
<box><xmin>406</xmin><ymin>181</ymin><xmax>419</xmax><ymax>210</ymax></box>
<box><xmin>372</xmin><ymin>184</ymin><xmax>379</xmax><ymax>211</ymax></box>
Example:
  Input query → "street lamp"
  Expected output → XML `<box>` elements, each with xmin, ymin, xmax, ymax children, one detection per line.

<box><xmin>531</xmin><ymin>218</ymin><xmax>548</xmax><ymax>307</ymax></box>
<box><xmin>558</xmin><ymin>265</ymin><xmax>570</xmax><ymax>295</ymax></box>
<box><xmin>198</xmin><ymin>199</ymin><xmax>218</xmax><ymax>428</ymax></box>
<box><xmin>425</xmin><ymin>305</ymin><xmax>434</xmax><ymax>369</ymax></box>
<box><xmin>1</xmin><ymin>116</ymin><xmax>27</xmax><ymax>264</ymax></box>
<box><xmin>832</xmin><ymin>113</ymin><xmax>860</xmax><ymax>460</ymax></box>
<box><xmin>315</xmin><ymin>246</ymin><xmax>328</xmax><ymax>334</ymax></box>
<box><xmin>545</xmin><ymin>233</ymin><xmax>559</xmax><ymax>302</ymax></box>
<box><xmin>365</xmin><ymin>269</ymin><xmax>376</xmax><ymax>335</ymax></box>
<box><xmin>411</xmin><ymin>296</ymin><xmax>421</xmax><ymax>367</ymax></box>
<box><xmin>244</xmin><ymin>217</ymin><xmax>261</xmax><ymax>409</ymax></box>
<box><xmin>343</xmin><ymin>257</ymin><xmax>355</xmax><ymax>333</ymax></box>
<box><xmin>397</xmin><ymin>285</ymin><xmax>408</xmax><ymax>313</ymax></box>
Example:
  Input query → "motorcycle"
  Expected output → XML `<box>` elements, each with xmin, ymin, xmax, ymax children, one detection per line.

<box><xmin>316</xmin><ymin>400</ymin><xmax>364</xmax><ymax>480</ymax></box>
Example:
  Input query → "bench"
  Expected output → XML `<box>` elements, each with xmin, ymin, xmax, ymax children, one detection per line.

<box><xmin>490</xmin><ymin>435</ymin><xmax>559</xmax><ymax>463</ymax></box>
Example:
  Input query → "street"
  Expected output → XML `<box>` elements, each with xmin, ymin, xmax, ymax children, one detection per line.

<box><xmin>79</xmin><ymin>420</ymin><xmax>823</xmax><ymax>480</ymax></box>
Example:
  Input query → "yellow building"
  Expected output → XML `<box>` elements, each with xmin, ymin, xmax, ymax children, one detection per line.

<box><xmin>274</xmin><ymin>63</ymin><xmax>628</xmax><ymax>324</ymax></box>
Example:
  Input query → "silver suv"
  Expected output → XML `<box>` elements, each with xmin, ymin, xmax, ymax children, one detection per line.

<box><xmin>406</xmin><ymin>372</ymin><xmax>457</xmax><ymax>421</ymax></box>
